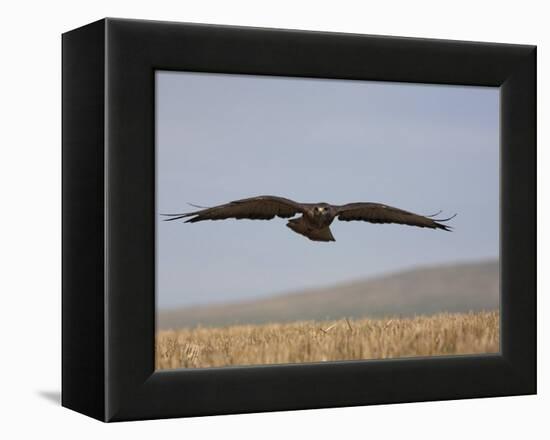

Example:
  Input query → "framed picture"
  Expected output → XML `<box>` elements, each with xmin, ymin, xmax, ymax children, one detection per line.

<box><xmin>62</xmin><ymin>18</ymin><xmax>536</xmax><ymax>422</ymax></box>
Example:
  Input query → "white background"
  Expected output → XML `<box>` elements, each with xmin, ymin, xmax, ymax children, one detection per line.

<box><xmin>1</xmin><ymin>0</ymin><xmax>546</xmax><ymax>438</ymax></box>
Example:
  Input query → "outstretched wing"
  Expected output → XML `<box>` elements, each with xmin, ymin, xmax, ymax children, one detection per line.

<box><xmin>335</xmin><ymin>202</ymin><xmax>455</xmax><ymax>231</ymax></box>
<box><xmin>162</xmin><ymin>195</ymin><xmax>306</xmax><ymax>223</ymax></box>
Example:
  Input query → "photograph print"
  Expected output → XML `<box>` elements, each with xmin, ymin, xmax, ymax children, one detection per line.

<box><xmin>155</xmin><ymin>71</ymin><xmax>499</xmax><ymax>370</ymax></box>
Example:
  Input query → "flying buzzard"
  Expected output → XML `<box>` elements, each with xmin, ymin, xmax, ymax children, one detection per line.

<box><xmin>162</xmin><ymin>195</ymin><xmax>456</xmax><ymax>242</ymax></box>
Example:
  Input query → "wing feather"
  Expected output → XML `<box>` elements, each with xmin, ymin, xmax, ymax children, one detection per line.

<box><xmin>336</xmin><ymin>202</ymin><xmax>455</xmax><ymax>231</ymax></box>
<box><xmin>162</xmin><ymin>195</ymin><xmax>305</xmax><ymax>223</ymax></box>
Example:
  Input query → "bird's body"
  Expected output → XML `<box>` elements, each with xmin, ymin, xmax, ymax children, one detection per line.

<box><xmin>287</xmin><ymin>204</ymin><xmax>337</xmax><ymax>241</ymax></box>
<box><xmin>162</xmin><ymin>195</ymin><xmax>455</xmax><ymax>242</ymax></box>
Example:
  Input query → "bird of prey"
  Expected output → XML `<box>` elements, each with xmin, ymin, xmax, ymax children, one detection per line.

<box><xmin>162</xmin><ymin>195</ymin><xmax>456</xmax><ymax>242</ymax></box>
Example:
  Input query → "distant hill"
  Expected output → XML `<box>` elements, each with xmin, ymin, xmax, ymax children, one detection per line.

<box><xmin>157</xmin><ymin>259</ymin><xmax>499</xmax><ymax>329</ymax></box>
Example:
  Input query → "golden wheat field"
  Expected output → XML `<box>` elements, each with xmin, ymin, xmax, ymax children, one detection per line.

<box><xmin>155</xmin><ymin>310</ymin><xmax>499</xmax><ymax>370</ymax></box>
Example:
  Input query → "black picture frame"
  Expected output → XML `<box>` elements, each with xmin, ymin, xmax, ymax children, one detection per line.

<box><xmin>62</xmin><ymin>18</ymin><xmax>536</xmax><ymax>422</ymax></box>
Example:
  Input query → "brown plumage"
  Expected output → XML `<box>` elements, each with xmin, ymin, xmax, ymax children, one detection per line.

<box><xmin>162</xmin><ymin>195</ymin><xmax>456</xmax><ymax>242</ymax></box>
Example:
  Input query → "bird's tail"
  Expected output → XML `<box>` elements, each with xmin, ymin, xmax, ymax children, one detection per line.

<box><xmin>160</xmin><ymin>213</ymin><xmax>192</xmax><ymax>222</ymax></box>
<box><xmin>160</xmin><ymin>203</ymin><xmax>211</xmax><ymax>221</ymax></box>
<box><xmin>286</xmin><ymin>218</ymin><xmax>336</xmax><ymax>242</ymax></box>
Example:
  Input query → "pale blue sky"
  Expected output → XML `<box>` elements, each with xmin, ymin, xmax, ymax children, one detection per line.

<box><xmin>156</xmin><ymin>71</ymin><xmax>499</xmax><ymax>309</ymax></box>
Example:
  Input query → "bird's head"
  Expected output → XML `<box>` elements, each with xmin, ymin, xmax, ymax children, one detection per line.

<box><xmin>314</xmin><ymin>204</ymin><xmax>331</xmax><ymax>217</ymax></box>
